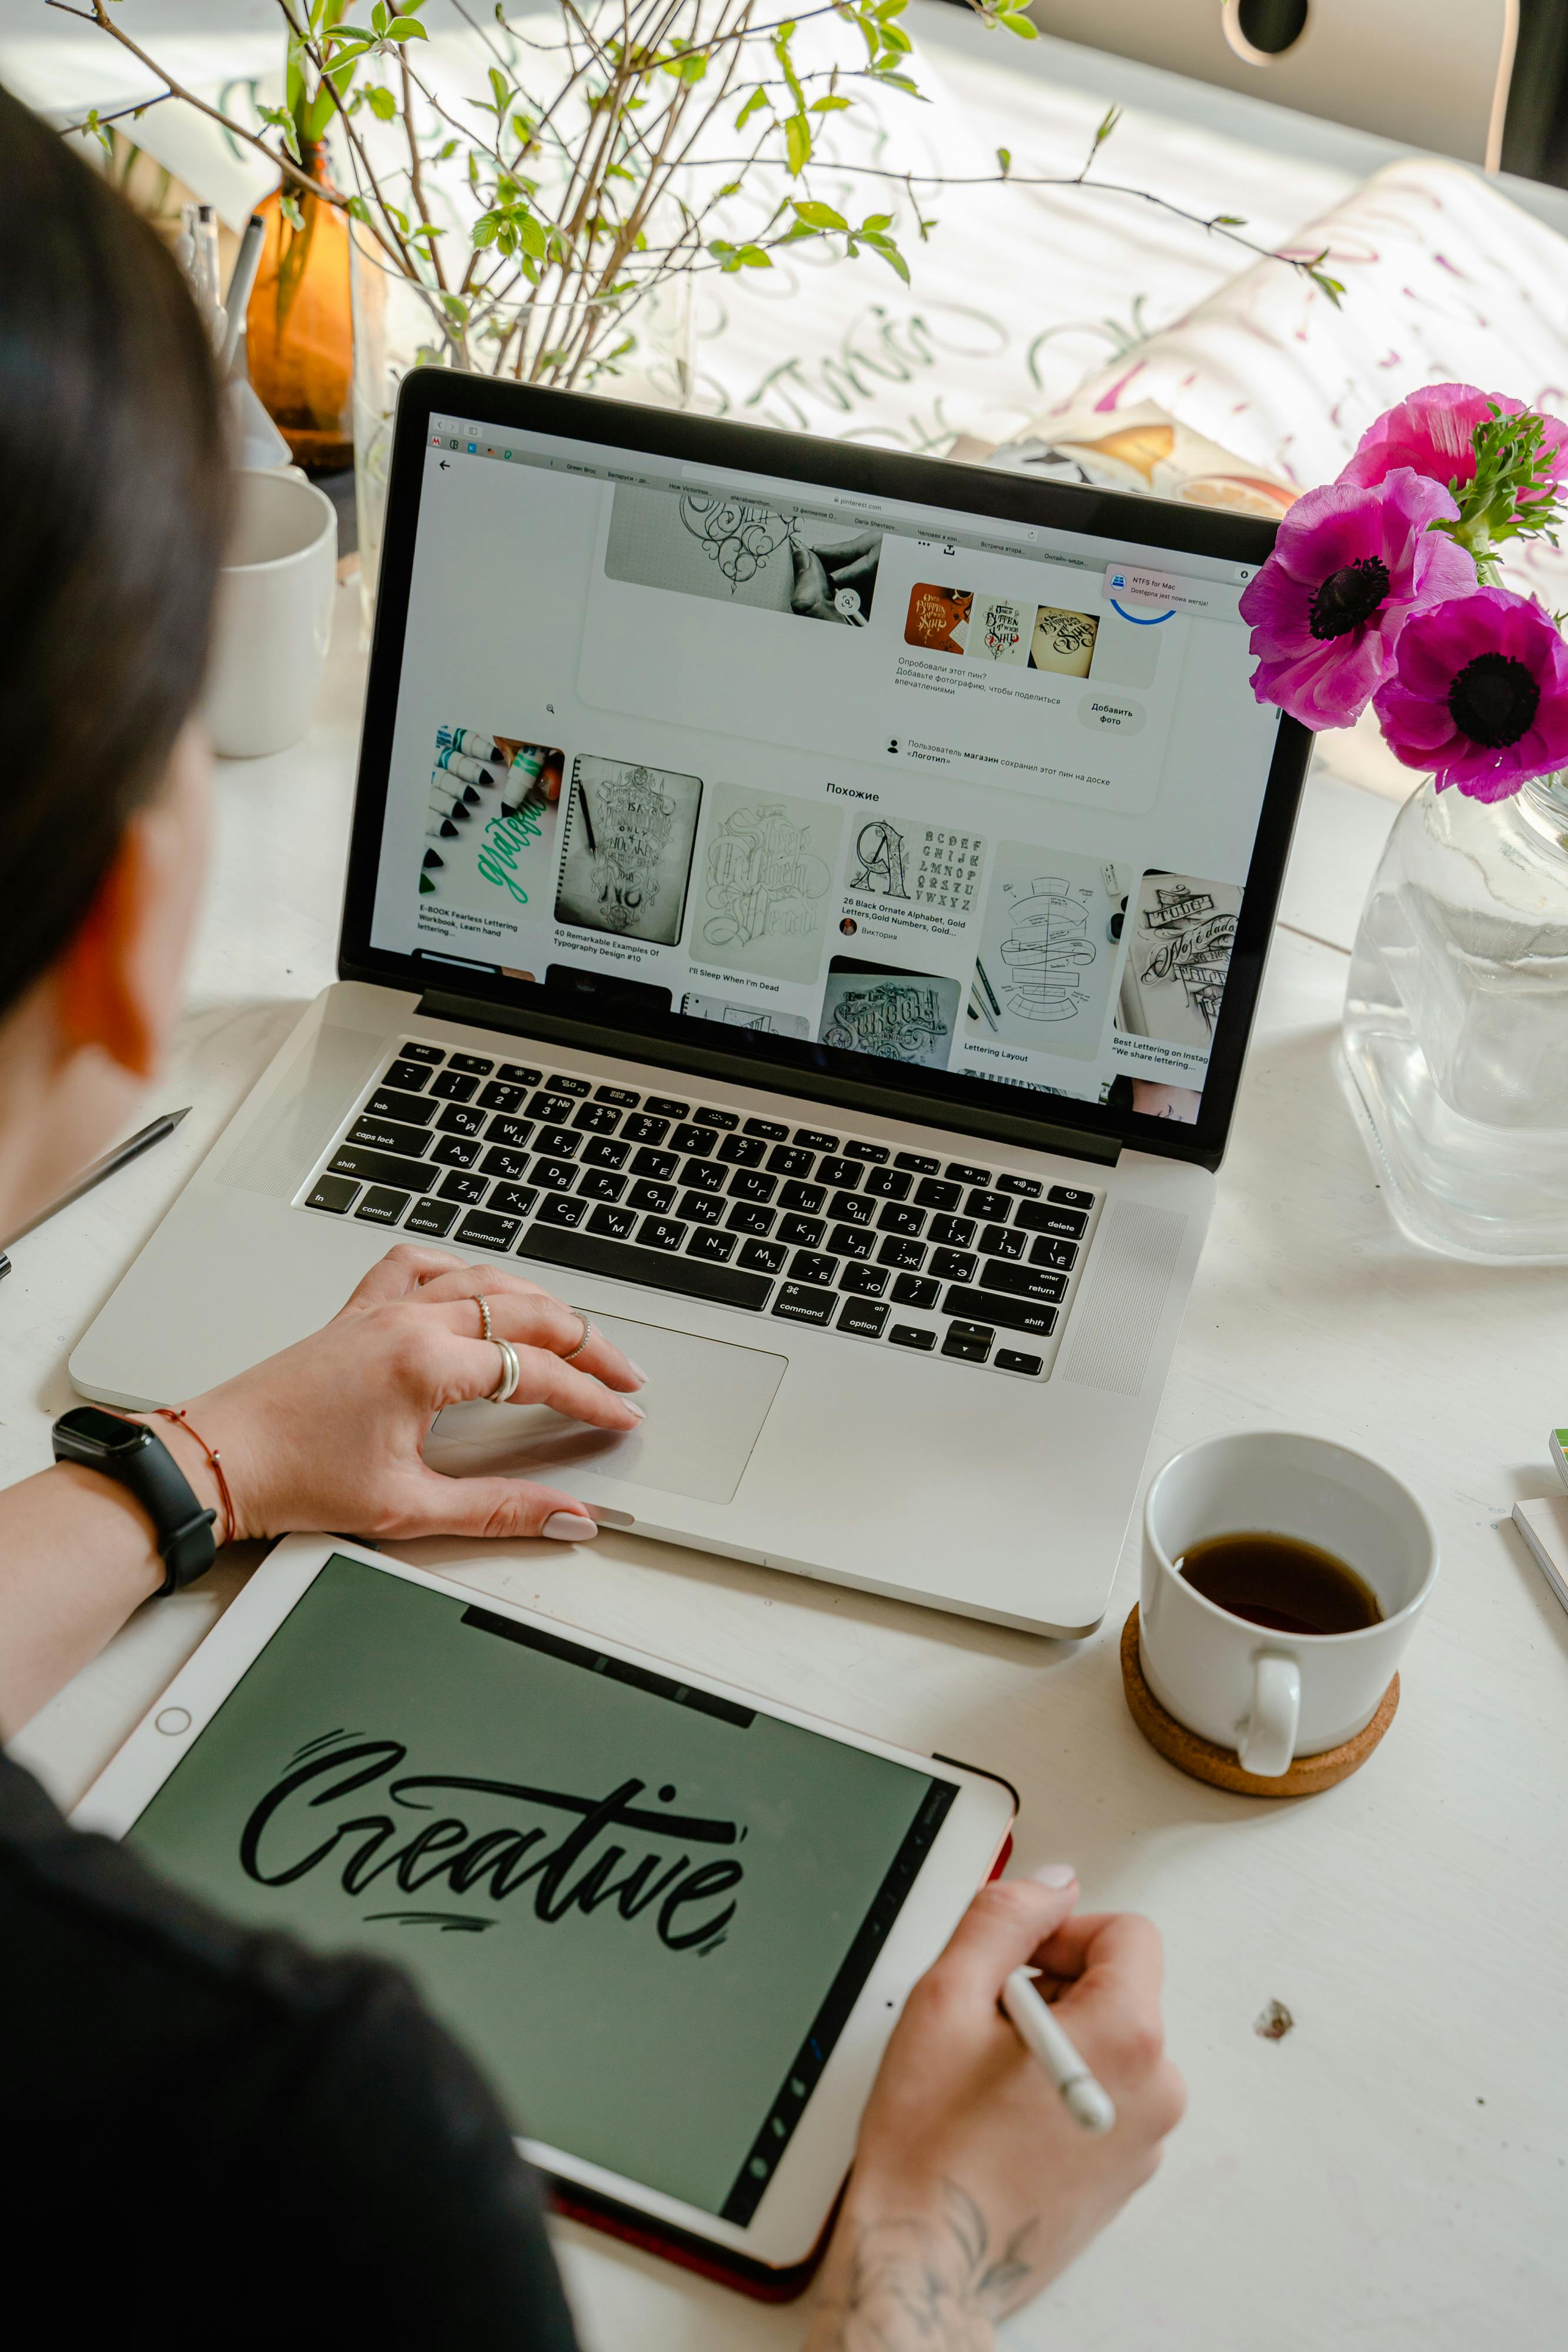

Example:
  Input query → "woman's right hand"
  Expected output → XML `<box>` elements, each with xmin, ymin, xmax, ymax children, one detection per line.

<box><xmin>142</xmin><ymin>1245</ymin><xmax>647</xmax><ymax>1548</ymax></box>
<box><xmin>805</xmin><ymin>1871</ymin><xmax>1185</xmax><ymax>2351</ymax></box>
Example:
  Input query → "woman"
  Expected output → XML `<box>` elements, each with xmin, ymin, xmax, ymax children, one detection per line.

<box><xmin>0</xmin><ymin>92</ymin><xmax>1183</xmax><ymax>2345</ymax></box>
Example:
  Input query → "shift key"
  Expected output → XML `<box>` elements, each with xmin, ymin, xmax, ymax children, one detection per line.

<box><xmin>328</xmin><ymin>1142</ymin><xmax>436</xmax><ymax>1194</ymax></box>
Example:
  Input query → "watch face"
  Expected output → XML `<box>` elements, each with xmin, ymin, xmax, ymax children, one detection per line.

<box><xmin>58</xmin><ymin>1406</ymin><xmax>146</xmax><ymax>1457</ymax></box>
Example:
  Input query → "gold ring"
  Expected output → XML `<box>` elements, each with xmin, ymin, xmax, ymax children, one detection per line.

<box><xmin>561</xmin><ymin>1308</ymin><xmax>592</xmax><ymax>1362</ymax></box>
<box><xmin>477</xmin><ymin>1294</ymin><xmax>493</xmax><ymax>1344</ymax></box>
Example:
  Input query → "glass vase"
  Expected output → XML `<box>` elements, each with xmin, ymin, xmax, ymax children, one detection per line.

<box><xmin>1341</xmin><ymin>770</ymin><xmax>1568</xmax><ymax>1260</ymax></box>
<box><xmin>245</xmin><ymin>144</ymin><xmax>355</xmax><ymax>473</ymax></box>
<box><xmin>350</xmin><ymin>233</ymin><xmax>693</xmax><ymax>630</ymax></box>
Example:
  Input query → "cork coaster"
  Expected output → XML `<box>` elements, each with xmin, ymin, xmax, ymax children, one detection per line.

<box><xmin>1120</xmin><ymin>1606</ymin><xmax>1399</xmax><ymax>1799</ymax></box>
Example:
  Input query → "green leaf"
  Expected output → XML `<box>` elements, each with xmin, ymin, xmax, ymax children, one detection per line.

<box><xmin>280</xmin><ymin>191</ymin><xmax>305</xmax><ymax>231</ymax></box>
<box><xmin>878</xmin><ymin>23</ymin><xmax>913</xmax><ymax>52</ymax></box>
<box><xmin>737</xmin><ymin>243</ymin><xmax>773</xmax><ymax>267</ymax></box>
<box><xmin>784</xmin><ymin>112</ymin><xmax>811</xmax><ymax>175</ymax></box>
<box><xmin>996</xmin><ymin>145</ymin><xmax>1011</xmax><ymax>175</ymax></box>
<box><xmin>735</xmin><ymin>86</ymin><xmax>769</xmax><ymax>128</ymax></box>
<box><xmin>860</xmin><ymin>210</ymin><xmax>892</xmax><ymax>230</ymax></box>
<box><xmin>365</xmin><ymin>83</ymin><xmax>396</xmax><ymax>119</ymax></box>
<box><xmin>371</xmin><ymin>1</ymin><xmax>389</xmax><ymax>34</ymax></box>
<box><xmin>868</xmin><ymin>238</ymin><xmax>910</xmax><ymax>282</ymax></box>
<box><xmin>1213</xmin><ymin>213</ymin><xmax>1245</xmax><ymax>226</ymax></box>
<box><xmin>792</xmin><ymin>198</ymin><xmax>848</xmax><ymax>229</ymax></box>
<box><xmin>872</xmin><ymin>71</ymin><xmax>923</xmax><ymax>97</ymax></box>
<box><xmin>489</xmin><ymin>65</ymin><xmax>509</xmax><ymax>116</ymax></box>
<box><xmin>998</xmin><ymin>11</ymin><xmax>1037</xmax><ymax>36</ymax></box>
<box><xmin>774</xmin><ymin>32</ymin><xmax>808</xmax><ymax>118</ymax></box>
<box><xmin>386</xmin><ymin>13</ymin><xmax>429</xmax><ymax>38</ymax></box>
<box><xmin>1094</xmin><ymin>103</ymin><xmax>1121</xmax><ymax>146</ymax></box>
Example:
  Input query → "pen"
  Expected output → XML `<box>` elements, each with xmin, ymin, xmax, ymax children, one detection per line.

<box><xmin>1</xmin><ymin>1108</ymin><xmax>191</xmax><ymax>1250</ymax></box>
<box><xmin>1001</xmin><ymin>1966</ymin><xmax>1116</xmax><ymax>2135</ymax></box>
<box><xmin>220</xmin><ymin>213</ymin><xmax>266</xmax><ymax>376</ymax></box>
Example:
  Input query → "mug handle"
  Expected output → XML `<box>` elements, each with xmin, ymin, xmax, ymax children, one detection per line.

<box><xmin>1238</xmin><ymin>1653</ymin><xmax>1300</xmax><ymax>1777</ymax></box>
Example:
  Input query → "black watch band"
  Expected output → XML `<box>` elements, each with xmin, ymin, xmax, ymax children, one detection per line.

<box><xmin>52</xmin><ymin>1406</ymin><xmax>218</xmax><ymax>1595</ymax></box>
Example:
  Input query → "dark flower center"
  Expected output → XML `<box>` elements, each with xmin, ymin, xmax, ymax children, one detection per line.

<box><xmin>1308</xmin><ymin>556</ymin><xmax>1390</xmax><ymax>640</ymax></box>
<box><xmin>1446</xmin><ymin>651</ymin><xmax>1540</xmax><ymax>749</ymax></box>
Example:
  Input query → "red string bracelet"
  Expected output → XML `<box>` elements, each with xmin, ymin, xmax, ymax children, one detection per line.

<box><xmin>155</xmin><ymin>1407</ymin><xmax>235</xmax><ymax>1547</ymax></box>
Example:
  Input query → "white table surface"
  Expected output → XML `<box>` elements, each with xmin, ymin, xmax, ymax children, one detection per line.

<box><xmin>8</xmin><ymin>582</ymin><xmax>1568</xmax><ymax>2351</ymax></box>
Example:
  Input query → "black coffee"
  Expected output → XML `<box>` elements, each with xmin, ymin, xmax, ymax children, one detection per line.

<box><xmin>1176</xmin><ymin>1531</ymin><xmax>1382</xmax><ymax>1636</ymax></box>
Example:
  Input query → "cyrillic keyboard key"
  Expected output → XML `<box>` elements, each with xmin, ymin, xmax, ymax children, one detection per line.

<box><xmin>521</xmin><ymin>1224</ymin><xmax>770</xmax><ymax>1309</ymax></box>
<box><xmin>581</xmin><ymin>1136</ymin><xmax>630</xmax><ymax>1169</ymax></box>
<box><xmin>862</xmin><ymin>1167</ymin><xmax>911</xmax><ymax>1200</ymax></box>
<box><xmin>828</xmin><ymin>1224</ymin><xmax>873</xmax><ymax>1259</ymax></box>
<box><xmin>767</xmin><ymin>1145</ymin><xmax>815</xmax><ymax>1179</ymax></box>
<box><xmin>928</xmin><ymin>1248</ymin><xmax>978</xmax><ymax>1284</ymax></box>
<box><xmin>644</xmin><ymin>1095</ymin><xmax>690</xmax><ymax>1120</ymax></box>
<box><xmin>638</xmin><ymin>1218</ymin><xmax>687</xmax><ymax>1252</ymax></box>
<box><xmin>454</xmin><ymin>1209</ymin><xmax>521</xmax><ymax>1252</ymax></box>
<box><xmin>328</xmin><ymin>1143</ymin><xmax>433</xmax><ymax>1192</ymax></box>
<box><xmin>535</xmin><ymin>1194</ymin><xmax>589</xmax><ymax>1228</ymax></box>
<box><xmin>477</xmin><ymin>1080</ymin><xmax>527</xmax><ymax>1113</ymax></box>
<box><xmin>307</xmin><ymin>1174</ymin><xmax>360</xmax><ymax>1214</ymax></box>
<box><xmin>498</xmin><ymin>1063</ymin><xmax>542</xmax><ymax>1085</ymax></box>
<box><xmin>945</xmin><ymin>1162</ymin><xmax>991</xmax><ymax>1185</ymax></box>
<box><xmin>404</xmin><ymin>1196</ymin><xmax>458</xmax><ymax>1237</ymax></box>
<box><xmin>573</xmin><ymin>1102</ymin><xmax>621</xmax><ymax>1132</ymax></box>
<box><xmin>630</xmin><ymin>1147</ymin><xmax>679</xmax><ymax>1181</ymax></box>
<box><xmin>487</xmin><ymin>1115</ymin><xmax>534</xmax><ymax>1151</ymax></box>
<box><xmin>995</xmin><ymin>1348</ymin><xmax>1044</xmax><ymax>1376</ymax></box>
<box><xmin>535</xmin><ymin>1125</ymin><xmax>580</xmax><ymax>1158</ymax></box>
<box><xmin>1029</xmin><ymin>1236</ymin><xmax>1078</xmax><ymax>1272</ymax></box>
<box><xmin>670</xmin><ymin>1122</ymin><xmax>717</xmax><ymax>1155</ymax></box>
<box><xmin>966</xmin><ymin>1189</ymin><xmax>1012</xmax><ymax>1222</ymax></box>
<box><xmin>772</xmin><ymin>1281</ymin><xmax>834</xmax><ymax>1326</ymax></box>
<box><xmin>355</xmin><ymin>1185</ymin><xmax>410</xmax><ymax>1226</ymax></box>
<box><xmin>914</xmin><ymin>1178</ymin><xmax>962</xmax><ymax>1212</ymax></box>
<box><xmin>942</xmin><ymin>1324</ymin><xmax>993</xmax><ymax>1364</ymax></box>
<box><xmin>830</xmin><ymin>1191</ymin><xmax>872</xmax><ymax>1227</ymax></box>
<box><xmin>981</xmin><ymin>1262</ymin><xmax>1068</xmax><ymax>1303</ymax></box>
<box><xmin>790</xmin><ymin>1251</ymin><xmax>837</xmax><ymax>1287</ymax></box>
<box><xmin>890</xmin><ymin>1273</ymin><xmax>940</xmax><ymax>1309</ymax></box>
<box><xmin>838</xmin><ymin>1298</ymin><xmax>889</xmax><ymax>1338</ymax></box>
<box><xmin>817</xmin><ymin>1155</ymin><xmax>860</xmax><ymax>1190</ymax></box>
<box><xmin>877</xmin><ymin>1236</ymin><xmax>925</xmax><ymax>1271</ymax></box>
<box><xmin>621</xmin><ymin>1113</ymin><xmax>670</xmax><ymax>1145</ymax></box>
<box><xmin>738</xmin><ymin>1238</ymin><xmax>787</xmax><ymax>1275</ymax></box>
<box><xmin>838</xmin><ymin>1262</ymin><xmax>889</xmax><ymax>1297</ymax></box>
<box><xmin>777</xmin><ymin>1214</ymin><xmax>825</xmax><ymax>1248</ymax></box>
<box><xmin>577</xmin><ymin>1170</ymin><xmax>627</xmax><ymax>1202</ymax></box>
<box><xmin>528</xmin><ymin>1091</ymin><xmax>577</xmax><ymax>1122</ymax></box>
<box><xmin>448</xmin><ymin>1053</ymin><xmax>494</xmax><ymax>1075</ymax></box>
<box><xmin>743</xmin><ymin>1116</ymin><xmax>789</xmax><ymax>1141</ymax></box>
<box><xmin>626</xmin><ymin>1180</ymin><xmax>674</xmax><ymax>1214</ymax></box>
<box><xmin>384</xmin><ymin>1058</ymin><xmax>433</xmax><ymax>1093</ymax></box>
<box><xmin>888</xmin><ymin>1322</ymin><xmax>936</xmax><ymax>1352</ymax></box>
<box><xmin>348</xmin><ymin>1116</ymin><xmax>430</xmax><ymax>1159</ymax></box>
<box><xmin>942</xmin><ymin>1285</ymin><xmax>1057</xmax><ymax>1335</ymax></box>
<box><xmin>717</xmin><ymin>1134</ymin><xmax>766</xmax><ymax>1167</ymax></box>
<box><xmin>979</xmin><ymin>1224</ymin><xmax>1024</xmax><ymax>1260</ymax></box>
<box><xmin>436</xmin><ymin>1101</ymin><xmax>486</xmax><ymax>1137</ymax></box>
<box><xmin>437</xmin><ymin>1170</ymin><xmax>487</xmax><ymax>1204</ymax></box>
<box><xmin>877</xmin><ymin>1202</ymin><xmax>924</xmax><ymax>1237</ymax></box>
<box><xmin>928</xmin><ymin>1214</ymin><xmax>975</xmax><ymax>1249</ymax></box>
<box><xmin>728</xmin><ymin>1169</ymin><xmax>775</xmax><ymax>1203</ymax></box>
<box><xmin>793</xmin><ymin>1128</ymin><xmax>840</xmax><ymax>1152</ymax></box>
<box><xmin>727</xmin><ymin>1202</ymin><xmax>775</xmax><ymax>1237</ymax></box>
<box><xmin>587</xmin><ymin>1204</ymin><xmax>637</xmax><ymax>1241</ymax></box>
<box><xmin>429</xmin><ymin>1070</ymin><xmax>479</xmax><ymax>1102</ymax></box>
<box><xmin>481</xmin><ymin>1145</ymin><xmax>531</xmax><ymax>1182</ymax></box>
<box><xmin>429</xmin><ymin>1134</ymin><xmax>480</xmax><ymax>1168</ymax></box>
<box><xmin>595</xmin><ymin>1085</ymin><xmax>639</xmax><ymax>1107</ymax></box>
<box><xmin>397</xmin><ymin>1041</ymin><xmax>443</xmax><ymax>1064</ymax></box>
<box><xmin>778</xmin><ymin>1180</ymin><xmax>825</xmax><ymax>1213</ymax></box>
<box><xmin>682</xmin><ymin>1157</ymin><xmax>725</xmax><ymax>1194</ymax></box>
<box><xmin>366</xmin><ymin>1087</ymin><xmax>435</xmax><ymax>1127</ymax></box>
<box><xmin>490</xmin><ymin>1184</ymin><xmax>539</xmax><ymax>1220</ymax></box>
<box><xmin>997</xmin><ymin>1173</ymin><xmax>1042</xmax><ymax>1197</ymax></box>
<box><xmin>548</xmin><ymin>1074</ymin><xmax>590</xmax><ymax>1096</ymax></box>
<box><xmin>530</xmin><ymin>1158</ymin><xmax>576</xmax><ymax>1191</ymax></box>
<box><xmin>1048</xmin><ymin>1184</ymin><xmax>1095</xmax><ymax>1209</ymax></box>
<box><xmin>687</xmin><ymin>1228</ymin><xmax>737</xmax><ymax>1264</ymax></box>
<box><xmin>680</xmin><ymin>1190</ymin><xmax>723</xmax><ymax>1226</ymax></box>
<box><xmin>1017</xmin><ymin>1201</ymin><xmax>1081</xmax><ymax>1238</ymax></box>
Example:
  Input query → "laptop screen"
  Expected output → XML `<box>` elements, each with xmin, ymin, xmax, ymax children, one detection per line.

<box><xmin>355</xmin><ymin>385</ymin><xmax>1301</xmax><ymax>1150</ymax></box>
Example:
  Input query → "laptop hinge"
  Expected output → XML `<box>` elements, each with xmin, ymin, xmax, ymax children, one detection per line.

<box><xmin>414</xmin><ymin>988</ymin><xmax>1122</xmax><ymax>1168</ymax></box>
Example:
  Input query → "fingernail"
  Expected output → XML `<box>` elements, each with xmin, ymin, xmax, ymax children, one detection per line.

<box><xmin>541</xmin><ymin>1512</ymin><xmax>599</xmax><ymax>1542</ymax></box>
<box><xmin>623</xmin><ymin>1401</ymin><xmax>646</xmax><ymax>1421</ymax></box>
<box><xmin>626</xmin><ymin>1360</ymin><xmax>650</xmax><ymax>1386</ymax></box>
<box><xmin>1029</xmin><ymin>1862</ymin><xmax>1078</xmax><ymax>1888</ymax></box>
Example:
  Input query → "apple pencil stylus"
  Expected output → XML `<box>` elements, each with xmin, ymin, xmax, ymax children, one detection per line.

<box><xmin>1002</xmin><ymin>1966</ymin><xmax>1117</xmax><ymax>2136</ymax></box>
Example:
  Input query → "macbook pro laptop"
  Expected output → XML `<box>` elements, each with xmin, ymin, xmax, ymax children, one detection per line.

<box><xmin>71</xmin><ymin>373</ymin><xmax>1309</xmax><ymax>1635</ymax></box>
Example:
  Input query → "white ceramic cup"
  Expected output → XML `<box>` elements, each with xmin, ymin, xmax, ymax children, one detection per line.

<box><xmin>203</xmin><ymin>468</ymin><xmax>337</xmax><ymax>759</ymax></box>
<box><xmin>1139</xmin><ymin>1432</ymin><xmax>1438</xmax><ymax>1776</ymax></box>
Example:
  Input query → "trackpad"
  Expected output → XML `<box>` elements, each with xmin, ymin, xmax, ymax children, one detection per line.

<box><xmin>422</xmin><ymin>1311</ymin><xmax>787</xmax><ymax>1506</ymax></box>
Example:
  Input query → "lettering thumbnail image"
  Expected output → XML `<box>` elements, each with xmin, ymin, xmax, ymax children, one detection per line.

<box><xmin>697</xmin><ymin>782</ymin><xmax>843</xmax><ymax>985</ymax></box>
<box><xmin>1116</xmin><ymin>870</ymin><xmax>1242</xmax><ymax>1052</ymax></box>
<box><xmin>818</xmin><ymin>956</ymin><xmax>961</xmax><ymax>1070</ymax></box>
<box><xmin>604</xmin><ymin>482</ymin><xmax>880</xmax><ymax>626</ymax></box>
<box><xmin>1028</xmin><ymin>607</ymin><xmax>1099</xmax><ymax>677</ymax></box>
<box><xmin>844</xmin><ymin>816</ymin><xmax>985</xmax><ymax>917</ymax></box>
<box><xmin>972</xmin><ymin>594</ymin><xmax>1029</xmax><ymax>665</ymax></box>
<box><xmin>418</xmin><ymin>724</ymin><xmax>564</xmax><ymax>928</ymax></box>
<box><xmin>904</xmin><ymin>583</ymin><xmax>971</xmax><ymax>655</ymax></box>
<box><xmin>972</xmin><ymin>847</ymin><xmax>1129</xmax><ymax>1061</ymax></box>
<box><xmin>554</xmin><ymin>754</ymin><xmax>703</xmax><ymax>944</ymax></box>
<box><xmin>680</xmin><ymin>992</ymin><xmax>811</xmax><ymax>1038</ymax></box>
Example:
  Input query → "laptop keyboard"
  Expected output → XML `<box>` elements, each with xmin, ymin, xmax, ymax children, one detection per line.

<box><xmin>296</xmin><ymin>1041</ymin><xmax>1101</xmax><ymax>1378</ymax></box>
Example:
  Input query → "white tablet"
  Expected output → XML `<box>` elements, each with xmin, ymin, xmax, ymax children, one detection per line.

<box><xmin>74</xmin><ymin>1536</ymin><xmax>1015</xmax><ymax>2287</ymax></box>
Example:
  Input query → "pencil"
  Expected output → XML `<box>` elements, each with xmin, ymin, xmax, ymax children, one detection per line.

<box><xmin>2</xmin><ymin>1108</ymin><xmax>191</xmax><ymax>1250</ymax></box>
<box><xmin>1001</xmin><ymin>1966</ymin><xmax>1116</xmax><ymax>2135</ymax></box>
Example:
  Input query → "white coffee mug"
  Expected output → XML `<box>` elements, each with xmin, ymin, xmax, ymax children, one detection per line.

<box><xmin>203</xmin><ymin>468</ymin><xmax>337</xmax><ymax>758</ymax></box>
<box><xmin>1139</xmin><ymin>1432</ymin><xmax>1438</xmax><ymax>1776</ymax></box>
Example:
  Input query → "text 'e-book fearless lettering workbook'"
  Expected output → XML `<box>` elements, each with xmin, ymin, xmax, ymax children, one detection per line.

<box><xmin>123</xmin><ymin>1555</ymin><xmax>955</xmax><ymax>2225</ymax></box>
<box><xmin>371</xmin><ymin>415</ymin><xmax>1277</xmax><ymax>1127</ymax></box>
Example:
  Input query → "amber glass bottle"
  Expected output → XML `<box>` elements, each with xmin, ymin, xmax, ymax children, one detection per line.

<box><xmin>245</xmin><ymin>144</ymin><xmax>353</xmax><ymax>472</ymax></box>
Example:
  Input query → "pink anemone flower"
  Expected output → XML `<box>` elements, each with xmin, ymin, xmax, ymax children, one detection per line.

<box><xmin>1340</xmin><ymin>381</ymin><xmax>1568</xmax><ymax>499</ymax></box>
<box><xmin>1238</xmin><ymin>468</ymin><xmax>1475</xmax><ymax>727</ymax></box>
<box><xmin>1372</xmin><ymin>585</ymin><xmax>1568</xmax><ymax>800</ymax></box>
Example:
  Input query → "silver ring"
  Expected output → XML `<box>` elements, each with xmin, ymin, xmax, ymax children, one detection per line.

<box><xmin>487</xmin><ymin>1337</ymin><xmax>520</xmax><ymax>1405</ymax></box>
<box><xmin>561</xmin><ymin>1309</ymin><xmax>592</xmax><ymax>1363</ymax></box>
<box><xmin>476</xmin><ymin>1294</ymin><xmax>493</xmax><ymax>1344</ymax></box>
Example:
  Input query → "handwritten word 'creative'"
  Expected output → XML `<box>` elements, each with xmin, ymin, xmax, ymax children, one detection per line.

<box><xmin>240</xmin><ymin>1739</ymin><xmax>744</xmax><ymax>1950</ymax></box>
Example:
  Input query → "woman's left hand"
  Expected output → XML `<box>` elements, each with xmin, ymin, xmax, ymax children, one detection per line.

<box><xmin>146</xmin><ymin>1245</ymin><xmax>646</xmax><ymax>1547</ymax></box>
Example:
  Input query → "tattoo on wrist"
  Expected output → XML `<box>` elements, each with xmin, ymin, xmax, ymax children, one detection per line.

<box><xmin>810</xmin><ymin>2180</ymin><xmax>1037</xmax><ymax>2352</ymax></box>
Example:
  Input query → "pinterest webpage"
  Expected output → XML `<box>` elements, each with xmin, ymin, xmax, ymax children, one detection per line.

<box><xmin>367</xmin><ymin>415</ymin><xmax>1282</xmax><ymax>1122</ymax></box>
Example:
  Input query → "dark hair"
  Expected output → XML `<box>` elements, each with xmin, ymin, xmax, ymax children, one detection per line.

<box><xmin>0</xmin><ymin>84</ymin><xmax>228</xmax><ymax>1018</ymax></box>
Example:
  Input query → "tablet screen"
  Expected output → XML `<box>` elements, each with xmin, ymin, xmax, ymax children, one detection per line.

<box><xmin>125</xmin><ymin>1555</ymin><xmax>954</xmax><ymax>2221</ymax></box>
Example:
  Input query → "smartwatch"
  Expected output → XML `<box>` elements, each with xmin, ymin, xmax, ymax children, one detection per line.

<box><xmin>52</xmin><ymin>1406</ymin><xmax>217</xmax><ymax>1595</ymax></box>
